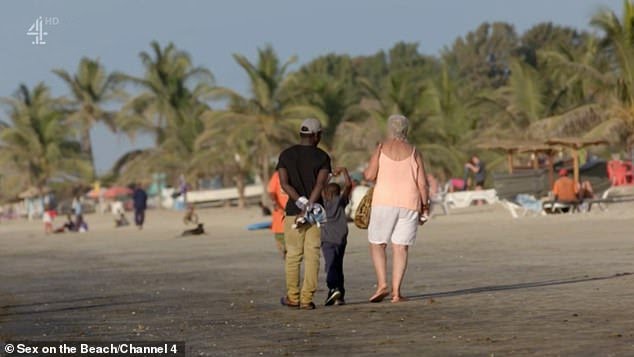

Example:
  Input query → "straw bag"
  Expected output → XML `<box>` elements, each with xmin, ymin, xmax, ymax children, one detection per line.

<box><xmin>354</xmin><ymin>187</ymin><xmax>374</xmax><ymax>229</ymax></box>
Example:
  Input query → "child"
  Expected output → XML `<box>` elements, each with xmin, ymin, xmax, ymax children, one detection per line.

<box><xmin>320</xmin><ymin>167</ymin><xmax>352</xmax><ymax>306</ymax></box>
<box><xmin>42</xmin><ymin>206</ymin><xmax>55</xmax><ymax>234</ymax></box>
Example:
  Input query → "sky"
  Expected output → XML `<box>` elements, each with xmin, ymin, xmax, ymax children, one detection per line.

<box><xmin>0</xmin><ymin>0</ymin><xmax>623</xmax><ymax>174</ymax></box>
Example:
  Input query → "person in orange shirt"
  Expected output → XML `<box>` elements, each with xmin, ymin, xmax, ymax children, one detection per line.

<box><xmin>552</xmin><ymin>169</ymin><xmax>579</xmax><ymax>203</ymax></box>
<box><xmin>268</xmin><ymin>170</ymin><xmax>289</xmax><ymax>259</ymax></box>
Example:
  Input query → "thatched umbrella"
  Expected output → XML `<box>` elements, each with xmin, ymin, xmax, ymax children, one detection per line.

<box><xmin>545</xmin><ymin>138</ymin><xmax>608</xmax><ymax>183</ymax></box>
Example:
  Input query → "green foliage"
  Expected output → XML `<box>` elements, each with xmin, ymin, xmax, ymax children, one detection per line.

<box><xmin>4</xmin><ymin>2</ymin><xmax>634</xmax><ymax>201</ymax></box>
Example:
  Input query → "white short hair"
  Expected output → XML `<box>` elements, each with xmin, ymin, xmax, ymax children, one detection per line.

<box><xmin>387</xmin><ymin>114</ymin><xmax>409</xmax><ymax>140</ymax></box>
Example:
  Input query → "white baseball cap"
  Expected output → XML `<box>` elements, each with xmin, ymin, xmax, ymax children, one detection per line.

<box><xmin>299</xmin><ymin>118</ymin><xmax>322</xmax><ymax>134</ymax></box>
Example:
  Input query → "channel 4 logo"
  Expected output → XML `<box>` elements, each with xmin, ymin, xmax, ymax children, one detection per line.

<box><xmin>27</xmin><ymin>16</ymin><xmax>60</xmax><ymax>45</ymax></box>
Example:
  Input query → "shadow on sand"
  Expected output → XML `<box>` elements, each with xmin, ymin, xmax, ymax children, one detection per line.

<box><xmin>347</xmin><ymin>272</ymin><xmax>633</xmax><ymax>305</ymax></box>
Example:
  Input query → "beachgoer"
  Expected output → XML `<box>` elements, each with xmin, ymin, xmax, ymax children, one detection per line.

<box><xmin>277</xmin><ymin>118</ymin><xmax>331</xmax><ymax>310</ymax></box>
<box><xmin>179</xmin><ymin>174</ymin><xmax>188</xmax><ymax>205</ymax></box>
<box><xmin>578</xmin><ymin>180</ymin><xmax>595</xmax><ymax>200</ymax></box>
<box><xmin>552</xmin><ymin>169</ymin><xmax>578</xmax><ymax>203</ymax></box>
<box><xmin>76</xmin><ymin>214</ymin><xmax>88</xmax><ymax>233</ymax></box>
<box><xmin>115</xmin><ymin>212</ymin><xmax>130</xmax><ymax>227</ymax></box>
<box><xmin>464</xmin><ymin>155</ymin><xmax>486</xmax><ymax>190</ymax></box>
<box><xmin>268</xmin><ymin>170</ymin><xmax>289</xmax><ymax>259</ymax></box>
<box><xmin>54</xmin><ymin>214</ymin><xmax>76</xmax><ymax>233</ymax></box>
<box><xmin>133</xmin><ymin>183</ymin><xmax>148</xmax><ymax>230</ymax></box>
<box><xmin>72</xmin><ymin>195</ymin><xmax>83</xmax><ymax>220</ymax></box>
<box><xmin>321</xmin><ymin>167</ymin><xmax>352</xmax><ymax>306</ymax></box>
<box><xmin>42</xmin><ymin>206</ymin><xmax>54</xmax><ymax>234</ymax></box>
<box><xmin>364</xmin><ymin>114</ymin><xmax>430</xmax><ymax>303</ymax></box>
<box><xmin>183</xmin><ymin>204</ymin><xmax>199</xmax><ymax>225</ymax></box>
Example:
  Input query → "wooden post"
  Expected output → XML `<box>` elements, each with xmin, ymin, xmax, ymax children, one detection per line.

<box><xmin>547</xmin><ymin>151</ymin><xmax>555</xmax><ymax>189</ymax></box>
<box><xmin>572</xmin><ymin>147</ymin><xmax>580</xmax><ymax>183</ymax></box>
<box><xmin>507</xmin><ymin>151</ymin><xmax>514</xmax><ymax>174</ymax></box>
<box><xmin>531</xmin><ymin>152</ymin><xmax>539</xmax><ymax>170</ymax></box>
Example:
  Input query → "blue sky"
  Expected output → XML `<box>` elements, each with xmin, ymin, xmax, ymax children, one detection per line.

<box><xmin>0</xmin><ymin>0</ymin><xmax>622</xmax><ymax>173</ymax></box>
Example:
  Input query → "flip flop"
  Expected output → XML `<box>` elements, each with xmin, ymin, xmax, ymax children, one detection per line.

<box><xmin>391</xmin><ymin>296</ymin><xmax>409</xmax><ymax>303</ymax></box>
<box><xmin>369</xmin><ymin>290</ymin><xmax>389</xmax><ymax>303</ymax></box>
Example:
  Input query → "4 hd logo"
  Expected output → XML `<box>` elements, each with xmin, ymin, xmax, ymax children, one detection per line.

<box><xmin>27</xmin><ymin>16</ymin><xmax>60</xmax><ymax>45</ymax></box>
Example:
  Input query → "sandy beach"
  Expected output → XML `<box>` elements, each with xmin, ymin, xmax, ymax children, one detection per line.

<box><xmin>1</xmin><ymin>204</ymin><xmax>634</xmax><ymax>356</ymax></box>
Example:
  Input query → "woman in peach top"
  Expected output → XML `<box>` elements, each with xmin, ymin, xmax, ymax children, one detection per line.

<box><xmin>364</xmin><ymin>115</ymin><xmax>430</xmax><ymax>303</ymax></box>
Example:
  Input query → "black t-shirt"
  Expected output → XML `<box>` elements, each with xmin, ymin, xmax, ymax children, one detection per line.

<box><xmin>277</xmin><ymin>145</ymin><xmax>331</xmax><ymax>216</ymax></box>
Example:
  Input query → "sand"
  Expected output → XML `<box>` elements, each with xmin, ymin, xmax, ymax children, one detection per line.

<box><xmin>1</xmin><ymin>203</ymin><xmax>634</xmax><ymax>356</ymax></box>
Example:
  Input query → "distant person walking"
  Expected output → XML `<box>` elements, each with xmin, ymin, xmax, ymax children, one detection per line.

<box><xmin>277</xmin><ymin>118</ymin><xmax>331</xmax><ymax>310</ymax></box>
<box><xmin>364</xmin><ymin>114</ymin><xmax>430</xmax><ymax>303</ymax></box>
<box><xmin>133</xmin><ymin>183</ymin><xmax>148</xmax><ymax>230</ymax></box>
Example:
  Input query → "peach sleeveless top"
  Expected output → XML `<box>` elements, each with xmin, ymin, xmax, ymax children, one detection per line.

<box><xmin>372</xmin><ymin>148</ymin><xmax>421</xmax><ymax>211</ymax></box>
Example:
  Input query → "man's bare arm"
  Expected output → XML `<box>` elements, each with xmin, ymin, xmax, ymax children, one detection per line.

<box><xmin>309</xmin><ymin>169</ymin><xmax>330</xmax><ymax>205</ymax></box>
<box><xmin>278</xmin><ymin>168</ymin><xmax>301</xmax><ymax>202</ymax></box>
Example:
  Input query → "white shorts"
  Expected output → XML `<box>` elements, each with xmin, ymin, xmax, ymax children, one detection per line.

<box><xmin>368</xmin><ymin>205</ymin><xmax>419</xmax><ymax>246</ymax></box>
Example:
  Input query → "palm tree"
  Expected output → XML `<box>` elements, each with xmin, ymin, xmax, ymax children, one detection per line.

<box><xmin>284</xmin><ymin>58</ymin><xmax>367</xmax><ymax>166</ymax></box>
<box><xmin>53</xmin><ymin>58</ymin><xmax>119</xmax><ymax>179</ymax></box>
<box><xmin>213</xmin><ymin>45</ymin><xmax>312</xmax><ymax>194</ymax></box>
<box><xmin>114</xmin><ymin>41</ymin><xmax>214</xmax><ymax>182</ymax></box>
<box><xmin>0</xmin><ymin>83</ymin><xmax>89</xmax><ymax>191</ymax></box>
<box><xmin>591</xmin><ymin>0</ymin><xmax>634</xmax><ymax>143</ymax></box>
<box><xmin>194</xmin><ymin>111</ymin><xmax>258</xmax><ymax>208</ymax></box>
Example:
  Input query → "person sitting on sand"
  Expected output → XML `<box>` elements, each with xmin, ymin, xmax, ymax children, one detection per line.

<box><xmin>54</xmin><ymin>214</ymin><xmax>76</xmax><ymax>233</ymax></box>
<box><xmin>278</xmin><ymin>118</ymin><xmax>331</xmax><ymax>310</ymax></box>
<box><xmin>364</xmin><ymin>114</ymin><xmax>430</xmax><ymax>303</ymax></box>
<box><xmin>321</xmin><ymin>167</ymin><xmax>352</xmax><ymax>306</ymax></box>
<box><xmin>115</xmin><ymin>212</ymin><xmax>130</xmax><ymax>227</ymax></box>
<box><xmin>552</xmin><ymin>169</ymin><xmax>578</xmax><ymax>204</ymax></box>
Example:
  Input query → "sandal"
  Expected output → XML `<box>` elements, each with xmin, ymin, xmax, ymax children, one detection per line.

<box><xmin>369</xmin><ymin>289</ymin><xmax>390</xmax><ymax>303</ymax></box>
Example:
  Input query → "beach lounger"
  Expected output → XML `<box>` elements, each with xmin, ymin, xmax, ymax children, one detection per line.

<box><xmin>501</xmin><ymin>194</ymin><xmax>545</xmax><ymax>218</ymax></box>
<box><xmin>444</xmin><ymin>189</ymin><xmax>498</xmax><ymax>209</ymax></box>
<box><xmin>542</xmin><ymin>200</ymin><xmax>579</xmax><ymax>214</ymax></box>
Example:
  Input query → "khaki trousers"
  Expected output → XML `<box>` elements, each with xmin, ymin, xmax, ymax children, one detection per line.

<box><xmin>284</xmin><ymin>216</ymin><xmax>321</xmax><ymax>304</ymax></box>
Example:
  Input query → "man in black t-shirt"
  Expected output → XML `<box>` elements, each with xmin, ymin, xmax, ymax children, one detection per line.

<box><xmin>277</xmin><ymin>118</ymin><xmax>331</xmax><ymax>310</ymax></box>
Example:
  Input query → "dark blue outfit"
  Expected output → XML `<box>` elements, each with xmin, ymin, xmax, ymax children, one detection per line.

<box><xmin>132</xmin><ymin>188</ymin><xmax>148</xmax><ymax>227</ymax></box>
<box><xmin>320</xmin><ymin>195</ymin><xmax>349</xmax><ymax>298</ymax></box>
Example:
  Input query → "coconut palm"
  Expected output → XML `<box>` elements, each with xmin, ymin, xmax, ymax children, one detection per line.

<box><xmin>285</xmin><ymin>61</ymin><xmax>367</xmax><ymax>167</ymax></box>
<box><xmin>53</xmin><ymin>58</ymin><xmax>119</xmax><ymax>179</ymax></box>
<box><xmin>194</xmin><ymin>110</ymin><xmax>258</xmax><ymax>208</ymax></box>
<box><xmin>213</xmin><ymin>45</ymin><xmax>313</xmax><ymax>193</ymax></box>
<box><xmin>591</xmin><ymin>0</ymin><xmax>634</xmax><ymax>142</ymax></box>
<box><xmin>114</xmin><ymin>41</ymin><xmax>214</xmax><ymax>182</ymax></box>
<box><xmin>0</xmin><ymin>83</ymin><xmax>90</xmax><ymax>191</ymax></box>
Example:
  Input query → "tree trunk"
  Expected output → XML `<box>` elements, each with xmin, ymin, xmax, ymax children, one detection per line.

<box><xmin>81</xmin><ymin>124</ymin><xmax>96</xmax><ymax>179</ymax></box>
<box><xmin>260</xmin><ymin>154</ymin><xmax>271</xmax><ymax>206</ymax></box>
<box><xmin>235</xmin><ymin>173</ymin><xmax>246</xmax><ymax>208</ymax></box>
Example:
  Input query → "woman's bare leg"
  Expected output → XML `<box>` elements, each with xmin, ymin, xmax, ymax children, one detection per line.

<box><xmin>369</xmin><ymin>243</ymin><xmax>389</xmax><ymax>302</ymax></box>
<box><xmin>391</xmin><ymin>244</ymin><xmax>409</xmax><ymax>302</ymax></box>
